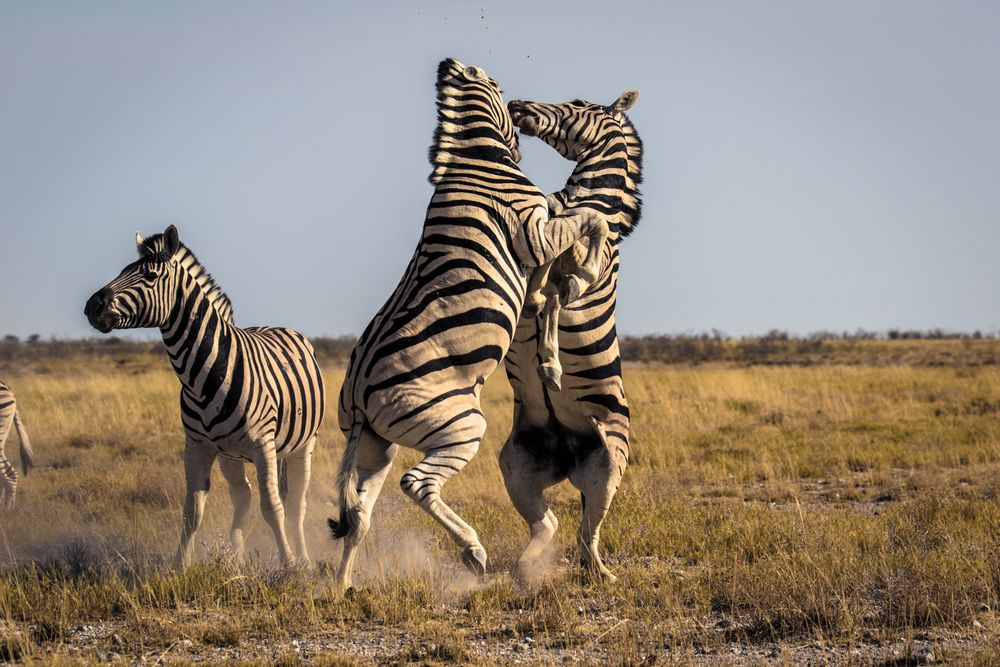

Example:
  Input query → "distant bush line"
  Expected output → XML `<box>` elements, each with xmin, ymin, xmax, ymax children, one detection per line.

<box><xmin>3</xmin><ymin>330</ymin><xmax>998</xmax><ymax>368</ymax></box>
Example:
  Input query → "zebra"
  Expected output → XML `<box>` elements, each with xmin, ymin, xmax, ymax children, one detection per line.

<box><xmin>328</xmin><ymin>58</ymin><xmax>609</xmax><ymax>590</ymax></box>
<box><xmin>84</xmin><ymin>225</ymin><xmax>325</xmax><ymax>567</ymax></box>
<box><xmin>500</xmin><ymin>90</ymin><xmax>643</xmax><ymax>582</ymax></box>
<box><xmin>0</xmin><ymin>382</ymin><xmax>35</xmax><ymax>509</ymax></box>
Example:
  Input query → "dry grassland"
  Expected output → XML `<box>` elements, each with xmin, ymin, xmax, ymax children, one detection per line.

<box><xmin>0</xmin><ymin>340</ymin><xmax>998</xmax><ymax>664</ymax></box>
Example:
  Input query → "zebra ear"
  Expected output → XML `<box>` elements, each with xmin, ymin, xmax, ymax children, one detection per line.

<box><xmin>135</xmin><ymin>231</ymin><xmax>145</xmax><ymax>256</ymax></box>
<box><xmin>609</xmin><ymin>89</ymin><xmax>640</xmax><ymax>113</ymax></box>
<box><xmin>163</xmin><ymin>225</ymin><xmax>180</xmax><ymax>257</ymax></box>
<box><xmin>462</xmin><ymin>65</ymin><xmax>486</xmax><ymax>82</ymax></box>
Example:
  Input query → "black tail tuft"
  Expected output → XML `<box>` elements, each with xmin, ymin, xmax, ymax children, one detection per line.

<box><xmin>328</xmin><ymin>517</ymin><xmax>349</xmax><ymax>540</ymax></box>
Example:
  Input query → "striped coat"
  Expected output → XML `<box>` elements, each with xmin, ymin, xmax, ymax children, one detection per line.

<box><xmin>329</xmin><ymin>58</ymin><xmax>608</xmax><ymax>590</ymax></box>
<box><xmin>85</xmin><ymin>226</ymin><xmax>325</xmax><ymax>566</ymax></box>
<box><xmin>501</xmin><ymin>90</ymin><xmax>643</xmax><ymax>582</ymax></box>
<box><xmin>0</xmin><ymin>382</ymin><xmax>34</xmax><ymax>509</ymax></box>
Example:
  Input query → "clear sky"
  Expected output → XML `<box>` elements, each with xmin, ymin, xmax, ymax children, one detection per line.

<box><xmin>3</xmin><ymin>1</ymin><xmax>999</xmax><ymax>339</ymax></box>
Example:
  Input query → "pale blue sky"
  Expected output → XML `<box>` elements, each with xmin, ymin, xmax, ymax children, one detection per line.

<box><xmin>2</xmin><ymin>1</ymin><xmax>998</xmax><ymax>339</ymax></box>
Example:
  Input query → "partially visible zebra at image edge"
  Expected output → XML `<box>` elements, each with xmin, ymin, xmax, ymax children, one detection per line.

<box><xmin>84</xmin><ymin>225</ymin><xmax>325</xmax><ymax>567</ymax></box>
<box><xmin>502</xmin><ymin>89</ymin><xmax>643</xmax><ymax>582</ymax></box>
<box><xmin>329</xmin><ymin>57</ymin><xmax>610</xmax><ymax>590</ymax></box>
<box><xmin>0</xmin><ymin>381</ymin><xmax>35</xmax><ymax>509</ymax></box>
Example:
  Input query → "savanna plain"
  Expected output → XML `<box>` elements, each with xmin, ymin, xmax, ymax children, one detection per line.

<box><xmin>0</xmin><ymin>337</ymin><xmax>998</xmax><ymax>665</ymax></box>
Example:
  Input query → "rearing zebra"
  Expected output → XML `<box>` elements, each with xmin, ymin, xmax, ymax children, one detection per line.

<box><xmin>501</xmin><ymin>90</ymin><xmax>642</xmax><ymax>582</ymax></box>
<box><xmin>85</xmin><ymin>226</ymin><xmax>325</xmax><ymax>566</ymax></box>
<box><xmin>328</xmin><ymin>58</ymin><xmax>608</xmax><ymax>590</ymax></box>
<box><xmin>0</xmin><ymin>381</ymin><xmax>34</xmax><ymax>509</ymax></box>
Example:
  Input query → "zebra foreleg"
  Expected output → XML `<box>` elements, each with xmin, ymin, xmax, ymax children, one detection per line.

<box><xmin>334</xmin><ymin>425</ymin><xmax>397</xmax><ymax>591</ymax></box>
<box><xmin>218</xmin><ymin>458</ymin><xmax>253</xmax><ymax>564</ymax></box>
<box><xmin>400</xmin><ymin>438</ymin><xmax>486</xmax><ymax>576</ymax></box>
<box><xmin>250</xmin><ymin>438</ymin><xmax>294</xmax><ymax>566</ymax></box>
<box><xmin>175</xmin><ymin>442</ymin><xmax>217</xmax><ymax>568</ymax></box>
<box><xmin>536</xmin><ymin>278</ymin><xmax>563</xmax><ymax>392</ymax></box>
<box><xmin>283</xmin><ymin>437</ymin><xmax>315</xmax><ymax>564</ymax></box>
<box><xmin>556</xmin><ymin>234</ymin><xmax>604</xmax><ymax>306</ymax></box>
<box><xmin>523</xmin><ymin>262</ymin><xmax>553</xmax><ymax>317</ymax></box>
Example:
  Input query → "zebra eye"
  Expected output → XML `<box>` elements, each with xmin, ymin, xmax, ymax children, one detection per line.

<box><xmin>143</xmin><ymin>270</ymin><xmax>158</xmax><ymax>280</ymax></box>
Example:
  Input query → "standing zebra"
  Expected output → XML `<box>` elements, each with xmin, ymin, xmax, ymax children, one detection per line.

<box><xmin>501</xmin><ymin>90</ymin><xmax>643</xmax><ymax>582</ymax></box>
<box><xmin>328</xmin><ymin>58</ymin><xmax>608</xmax><ymax>590</ymax></box>
<box><xmin>85</xmin><ymin>226</ymin><xmax>325</xmax><ymax>567</ymax></box>
<box><xmin>0</xmin><ymin>382</ymin><xmax>34</xmax><ymax>509</ymax></box>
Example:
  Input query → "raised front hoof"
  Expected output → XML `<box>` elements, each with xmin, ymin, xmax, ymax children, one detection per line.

<box><xmin>559</xmin><ymin>275</ymin><xmax>587</xmax><ymax>305</ymax></box>
<box><xmin>461</xmin><ymin>546</ymin><xmax>488</xmax><ymax>577</ymax></box>
<box><xmin>537</xmin><ymin>364</ymin><xmax>562</xmax><ymax>392</ymax></box>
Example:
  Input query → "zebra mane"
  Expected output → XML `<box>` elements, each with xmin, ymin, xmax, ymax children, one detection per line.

<box><xmin>139</xmin><ymin>233</ymin><xmax>235</xmax><ymax>324</ymax></box>
<box><xmin>174</xmin><ymin>244</ymin><xmax>235</xmax><ymax>325</ymax></box>
<box><xmin>427</xmin><ymin>58</ymin><xmax>515</xmax><ymax>185</ymax></box>
<box><xmin>615</xmin><ymin>112</ymin><xmax>644</xmax><ymax>238</ymax></box>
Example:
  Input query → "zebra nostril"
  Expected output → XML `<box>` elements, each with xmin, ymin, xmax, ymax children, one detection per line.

<box><xmin>85</xmin><ymin>288</ymin><xmax>113</xmax><ymax>319</ymax></box>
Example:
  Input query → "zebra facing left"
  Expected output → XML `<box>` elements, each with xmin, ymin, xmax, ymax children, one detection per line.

<box><xmin>0</xmin><ymin>381</ymin><xmax>34</xmax><ymax>509</ymax></box>
<box><xmin>84</xmin><ymin>225</ymin><xmax>325</xmax><ymax>567</ymax></box>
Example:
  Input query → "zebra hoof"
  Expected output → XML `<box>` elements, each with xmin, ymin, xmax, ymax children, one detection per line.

<box><xmin>537</xmin><ymin>364</ymin><xmax>562</xmax><ymax>391</ymax></box>
<box><xmin>461</xmin><ymin>546</ymin><xmax>488</xmax><ymax>577</ymax></box>
<box><xmin>559</xmin><ymin>275</ymin><xmax>587</xmax><ymax>305</ymax></box>
<box><xmin>580</xmin><ymin>558</ymin><xmax>618</xmax><ymax>583</ymax></box>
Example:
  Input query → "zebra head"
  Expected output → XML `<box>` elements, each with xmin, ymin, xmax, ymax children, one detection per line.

<box><xmin>85</xmin><ymin>225</ymin><xmax>183</xmax><ymax>333</ymax></box>
<box><xmin>429</xmin><ymin>58</ymin><xmax>521</xmax><ymax>183</ymax></box>
<box><xmin>507</xmin><ymin>90</ymin><xmax>640</xmax><ymax>161</ymax></box>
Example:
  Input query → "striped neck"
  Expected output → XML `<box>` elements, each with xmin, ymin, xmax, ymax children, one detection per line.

<box><xmin>428</xmin><ymin>64</ymin><xmax>518</xmax><ymax>185</ymax></box>
<box><xmin>172</xmin><ymin>244</ymin><xmax>234</xmax><ymax>324</ymax></box>
<box><xmin>562</xmin><ymin>116</ymin><xmax>643</xmax><ymax>239</ymax></box>
<box><xmin>160</xmin><ymin>262</ymin><xmax>236</xmax><ymax>397</ymax></box>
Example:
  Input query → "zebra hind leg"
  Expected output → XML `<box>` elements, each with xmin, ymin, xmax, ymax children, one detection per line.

<box><xmin>400</xmin><ymin>427</ymin><xmax>486</xmax><ymax>576</ymax></box>
<box><xmin>283</xmin><ymin>437</ymin><xmax>315</xmax><ymax>565</ymax></box>
<box><xmin>568</xmin><ymin>423</ymin><xmax>627</xmax><ymax>583</ymax></box>
<box><xmin>333</xmin><ymin>424</ymin><xmax>397</xmax><ymax>591</ymax></box>
<box><xmin>0</xmin><ymin>454</ymin><xmax>17</xmax><ymax>510</ymax></box>
<box><xmin>218</xmin><ymin>458</ymin><xmax>253</xmax><ymax>564</ymax></box>
<box><xmin>499</xmin><ymin>433</ymin><xmax>565</xmax><ymax>584</ymax></box>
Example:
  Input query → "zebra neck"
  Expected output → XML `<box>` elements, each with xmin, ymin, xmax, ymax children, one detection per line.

<box><xmin>174</xmin><ymin>245</ymin><xmax>234</xmax><ymax>324</ymax></box>
<box><xmin>560</xmin><ymin>138</ymin><xmax>640</xmax><ymax>233</ymax></box>
<box><xmin>429</xmin><ymin>139</ymin><xmax>515</xmax><ymax>185</ymax></box>
<box><xmin>160</xmin><ymin>275</ymin><xmax>237</xmax><ymax>398</ymax></box>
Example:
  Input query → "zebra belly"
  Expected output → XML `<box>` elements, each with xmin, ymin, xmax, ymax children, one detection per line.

<box><xmin>178</xmin><ymin>328</ymin><xmax>325</xmax><ymax>459</ymax></box>
<box><xmin>506</xmin><ymin>315</ymin><xmax>630</xmax><ymax>443</ymax></box>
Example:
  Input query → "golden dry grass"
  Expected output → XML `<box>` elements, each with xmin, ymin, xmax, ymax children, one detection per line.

<box><xmin>0</xmin><ymin>344</ymin><xmax>998</xmax><ymax>664</ymax></box>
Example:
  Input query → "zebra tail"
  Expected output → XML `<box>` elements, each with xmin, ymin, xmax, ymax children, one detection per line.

<box><xmin>328</xmin><ymin>410</ymin><xmax>364</xmax><ymax>540</ymax></box>
<box><xmin>13</xmin><ymin>412</ymin><xmax>33</xmax><ymax>476</ymax></box>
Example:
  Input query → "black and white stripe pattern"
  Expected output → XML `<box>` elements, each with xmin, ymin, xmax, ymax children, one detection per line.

<box><xmin>85</xmin><ymin>225</ymin><xmax>325</xmax><ymax>566</ymax></box>
<box><xmin>501</xmin><ymin>90</ymin><xmax>643</xmax><ymax>582</ymax></box>
<box><xmin>0</xmin><ymin>381</ymin><xmax>34</xmax><ymax>509</ymax></box>
<box><xmin>328</xmin><ymin>58</ymin><xmax>608</xmax><ymax>590</ymax></box>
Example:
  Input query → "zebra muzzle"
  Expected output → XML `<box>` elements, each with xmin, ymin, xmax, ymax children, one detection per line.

<box><xmin>507</xmin><ymin>101</ymin><xmax>537</xmax><ymax>136</ymax></box>
<box><xmin>84</xmin><ymin>289</ymin><xmax>118</xmax><ymax>333</ymax></box>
